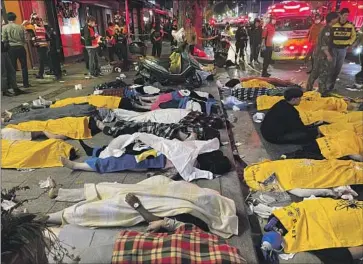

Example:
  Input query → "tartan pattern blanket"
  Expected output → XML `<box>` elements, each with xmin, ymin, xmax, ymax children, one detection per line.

<box><xmin>103</xmin><ymin>111</ymin><xmax>223</xmax><ymax>140</ymax></box>
<box><xmin>112</xmin><ymin>224</ymin><xmax>246</xmax><ymax>264</ymax></box>
<box><xmin>231</xmin><ymin>87</ymin><xmax>286</xmax><ymax>101</ymax></box>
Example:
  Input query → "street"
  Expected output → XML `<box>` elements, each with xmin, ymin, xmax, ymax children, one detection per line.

<box><xmin>2</xmin><ymin>41</ymin><xmax>363</xmax><ymax>264</ymax></box>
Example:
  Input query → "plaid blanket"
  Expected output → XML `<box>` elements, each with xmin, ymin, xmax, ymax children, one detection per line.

<box><xmin>231</xmin><ymin>87</ymin><xmax>286</xmax><ymax>101</ymax></box>
<box><xmin>112</xmin><ymin>224</ymin><xmax>246</xmax><ymax>264</ymax></box>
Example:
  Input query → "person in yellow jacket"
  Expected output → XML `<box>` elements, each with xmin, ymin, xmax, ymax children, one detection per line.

<box><xmin>327</xmin><ymin>8</ymin><xmax>356</xmax><ymax>91</ymax></box>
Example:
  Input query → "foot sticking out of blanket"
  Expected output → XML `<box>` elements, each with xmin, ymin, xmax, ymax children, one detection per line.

<box><xmin>61</xmin><ymin>157</ymin><xmax>94</xmax><ymax>171</ymax></box>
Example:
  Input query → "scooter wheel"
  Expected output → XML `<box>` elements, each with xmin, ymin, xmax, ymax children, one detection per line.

<box><xmin>190</xmin><ymin>72</ymin><xmax>202</xmax><ymax>88</ymax></box>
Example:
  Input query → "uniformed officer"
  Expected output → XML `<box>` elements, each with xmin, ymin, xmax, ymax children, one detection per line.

<box><xmin>306</xmin><ymin>12</ymin><xmax>339</xmax><ymax>95</ymax></box>
<box><xmin>327</xmin><ymin>8</ymin><xmax>357</xmax><ymax>91</ymax></box>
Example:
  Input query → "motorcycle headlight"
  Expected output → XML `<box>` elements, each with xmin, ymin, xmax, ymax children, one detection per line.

<box><xmin>272</xmin><ymin>36</ymin><xmax>288</xmax><ymax>44</ymax></box>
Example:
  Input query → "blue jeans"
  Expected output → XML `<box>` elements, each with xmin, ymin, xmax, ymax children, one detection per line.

<box><xmin>327</xmin><ymin>47</ymin><xmax>347</xmax><ymax>91</ymax></box>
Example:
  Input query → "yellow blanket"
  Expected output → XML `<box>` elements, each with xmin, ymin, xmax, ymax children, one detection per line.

<box><xmin>244</xmin><ymin>159</ymin><xmax>363</xmax><ymax>191</ymax></box>
<box><xmin>273</xmin><ymin>198</ymin><xmax>363</xmax><ymax>253</ymax></box>
<box><xmin>6</xmin><ymin>117</ymin><xmax>92</xmax><ymax>139</ymax></box>
<box><xmin>257</xmin><ymin>92</ymin><xmax>348</xmax><ymax>112</ymax></box>
<box><xmin>317</xmin><ymin>130</ymin><xmax>363</xmax><ymax>159</ymax></box>
<box><xmin>61</xmin><ymin>175</ymin><xmax>238</xmax><ymax>239</ymax></box>
<box><xmin>300</xmin><ymin>111</ymin><xmax>362</xmax><ymax>125</ymax></box>
<box><xmin>319</xmin><ymin>121</ymin><xmax>363</xmax><ymax>137</ymax></box>
<box><xmin>1</xmin><ymin>139</ymin><xmax>74</xmax><ymax>169</ymax></box>
<box><xmin>241</xmin><ymin>79</ymin><xmax>275</xmax><ymax>89</ymax></box>
<box><xmin>50</xmin><ymin>95</ymin><xmax>121</xmax><ymax>109</ymax></box>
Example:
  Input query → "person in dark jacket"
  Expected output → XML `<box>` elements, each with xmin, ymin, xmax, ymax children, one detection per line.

<box><xmin>83</xmin><ymin>16</ymin><xmax>101</xmax><ymax>77</ymax></box>
<box><xmin>235</xmin><ymin>24</ymin><xmax>248</xmax><ymax>63</ymax></box>
<box><xmin>260</xmin><ymin>88</ymin><xmax>320</xmax><ymax>145</ymax></box>
<box><xmin>151</xmin><ymin>24</ymin><xmax>163</xmax><ymax>57</ymax></box>
<box><xmin>46</xmin><ymin>25</ymin><xmax>62</xmax><ymax>80</ymax></box>
<box><xmin>1</xmin><ymin>41</ymin><xmax>27</xmax><ymax>96</ymax></box>
<box><xmin>248</xmin><ymin>18</ymin><xmax>263</xmax><ymax>65</ymax></box>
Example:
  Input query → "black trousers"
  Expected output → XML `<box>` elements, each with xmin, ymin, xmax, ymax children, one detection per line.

<box><xmin>152</xmin><ymin>42</ymin><xmax>162</xmax><ymax>57</ymax></box>
<box><xmin>262</xmin><ymin>46</ymin><xmax>273</xmax><ymax>74</ymax></box>
<box><xmin>48</xmin><ymin>49</ymin><xmax>62</xmax><ymax>79</ymax></box>
<box><xmin>266</xmin><ymin>127</ymin><xmax>319</xmax><ymax>145</ymax></box>
<box><xmin>83</xmin><ymin>47</ymin><xmax>89</xmax><ymax>70</ymax></box>
<box><xmin>116</xmin><ymin>43</ymin><xmax>129</xmax><ymax>70</ymax></box>
<box><xmin>250</xmin><ymin>41</ymin><xmax>260</xmax><ymax>63</ymax></box>
<box><xmin>8</xmin><ymin>46</ymin><xmax>29</xmax><ymax>86</ymax></box>
<box><xmin>235</xmin><ymin>41</ymin><xmax>245</xmax><ymax>60</ymax></box>
<box><xmin>37</xmin><ymin>46</ymin><xmax>49</xmax><ymax>76</ymax></box>
<box><xmin>108</xmin><ymin>46</ymin><xmax>115</xmax><ymax>62</ymax></box>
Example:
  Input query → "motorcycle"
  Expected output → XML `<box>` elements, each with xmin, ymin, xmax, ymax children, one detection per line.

<box><xmin>135</xmin><ymin>47</ymin><xmax>203</xmax><ymax>88</ymax></box>
<box><xmin>214</xmin><ymin>33</ymin><xmax>231</xmax><ymax>68</ymax></box>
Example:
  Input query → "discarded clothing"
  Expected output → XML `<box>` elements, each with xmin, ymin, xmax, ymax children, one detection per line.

<box><xmin>7</xmin><ymin>104</ymin><xmax>97</xmax><ymax>125</ymax></box>
<box><xmin>99</xmin><ymin>108</ymin><xmax>191</xmax><ymax>123</ymax></box>
<box><xmin>6</xmin><ymin>117</ymin><xmax>92</xmax><ymax>139</ymax></box>
<box><xmin>98</xmin><ymin>133</ymin><xmax>220</xmax><ymax>181</ymax></box>
<box><xmin>257</xmin><ymin>92</ymin><xmax>348</xmax><ymax>112</ymax></box>
<box><xmin>59</xmin><ymin>175</ymin><xmax>238</xmax><ymax>238</ymax></box>
<box><xmin>85</xmin><ymin>154</ymin><xmax>166</xmax><ymax>173</ymax></box>
<box><xmin>319</xmin><ymin>121</ymin><xmax>363</xmax><ymax>137</ymax></box>
<box><xmin>1</xmin><ymin>139</ymin><xmax>74</xmax><ymax>169</ymax></box>
<box><xmin>260</xmin><ymin>100</ymin><xmax>319</xmax><ymax>144</ymax></box>
<box><xmin>272</xmin><ymin>198</ymin><xmax>363</xmax><ymax>253</ymax></box>
<box><xmin>50</xmin><ymin>95</ymin><xmax>121</xmax><ymax>109</ymax></box>
<box><xmin>317</xmin><ymin>130</ymin><xmax>363</xmax><ymax>159</ymax></box>
<box><xmin>112</xmin><ymin>223</ymin><xmax>246</xmax><ymax>264</ymax></box>
<box><xmin>244</xmin><ymin>159</ymin><xmax>363</xmax><ymax>191</ymax></box>
<box><xmin>1</xmin><ymin>128</ymin><xmax>32</xmax><ymax>141</ymax></box>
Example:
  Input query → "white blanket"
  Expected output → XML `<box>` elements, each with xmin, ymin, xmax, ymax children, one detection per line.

<box><xmin>60</xmin><ymin>176</ymin><xmax>238</xmax><ymax>238</ymax></box>
<box><xmin>112</xmin><ymin>108</ymin><xmax>190</xmax><ymax>123</ymax></box>
<box><xmin>99</xmin><ymin>133</ymin><xmax>220</xmax><ymax>181</ymax></box>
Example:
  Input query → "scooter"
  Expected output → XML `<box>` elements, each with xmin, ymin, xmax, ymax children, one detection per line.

<box><xmin>214</xmin><ymin>33</ymin><xmax>231</xmax><ymax>68</ymax></box>
<box><xmin>135</xmin><ymin>46</ymin><xmax>203</xmax><ymax>88</ymax></box>
<box><xmin>192</xmin><ymin>46</ymin><xmax>215</xmax><ymax>65</ymax></box>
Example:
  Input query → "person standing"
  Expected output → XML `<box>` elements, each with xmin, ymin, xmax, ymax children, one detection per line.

<box><xmin>106</xmin><ymin>22</ymin><xmax>116</xmax><ymax>62</ymax></box>
<box><xmin>24</xmin><ymin>13</ymin><xmax>50</xmax><ymax>79</ymax></box>
<box><xmin>327</xmin><ymin>8</ymin><xmax>357</xmax><ymax>91</ymax></box>
<box><xmin>114</xmin><ymin>25</ymin><xmax>129</xmax><ymax>71</ymax></box>
<box><xmin>261</xmin><ymin>16</ymin><xmax>276</xmax><ymax>77</ymax></box>
<box><xmin>185</xmin><ymin>19</ymin><xmax>197</xmax><ymax>54</ymax></box>
<box><xmin>304</xmin><ymin>14</ymin><xmax>324</xmax><ymax>73</ymax></box>
<box><xmin>1</xmin><ymin>40</ymin><xmax>27</xmax><ymax>96</ymax></box>
<box><xmin>2</xmin><ymin>12</ymin><xmax>30</xmax><ymax>88</ymax></box>
<box><xmin>83</xmin><ymin>16</ymin><xmax>101</xmax><ymax>77</ymax></box>
<box><xmin>248</xmin><ymin>18</ymin><xmax>263</xmax><ymax>65</ymax></box>
<box><xmin>306</xmin><ymin>12</ymin><xmax>339</xmax><ymax>95</ymax></box>
<box><xmin>171</xmin><ymin>20</ymin><xmax>178</xmax><ymax>47</ymax></box>
<box><xmin>46</xmin><ymin>25</ymin><xmax>62</xmax><ymax>80</ymax></box>
<box><xmin>151</xmin><ymin>25</ymin><xmax>163</xmax><ymax>57</ymax></box>
<box><xmin>235</xmin><ymin>24</ymin><xmax>248</xmax><ymax>63</ymax></box>
<box><xmin>353</xmin><ymin>25</ymin><xmax>363</xmax><ymax>86</ymax></box>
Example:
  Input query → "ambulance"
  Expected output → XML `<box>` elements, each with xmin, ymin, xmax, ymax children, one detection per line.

<box><xmin>265</xmin><ymin>1</ymin><xmax>313</xmax><ymax>60</ymax></box>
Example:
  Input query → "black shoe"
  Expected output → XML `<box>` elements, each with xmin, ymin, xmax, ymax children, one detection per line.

<box><xmin>3</xmin><ymin>91</ymin><xmax>14</xmax><ymax>97</ymax></box>
<box><xmin>35</xmin><ymin>75</ymin><xmax>44</xmax><ymax>79</ymax></box>
<box><xmin>14</xmin><ymin>89</ymin><xmax>30</xmax><ymax>95</ymax></box>
<box><xmin>261</xmin><ymin>72</ymin><xmax>271</xmax><ymax>77</ymax></box>
<box><xmin>23</xmin><ymin>84</ymin><xmax>32</xmax><ymax>88</ymax></box>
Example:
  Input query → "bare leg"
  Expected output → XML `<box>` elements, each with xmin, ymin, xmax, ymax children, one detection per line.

<box><xmin>348</xmin><ymin>246</ymin><xmax>363</xmax><ymax>260</ymax></box>
<box><xmin>60</xmin><ymin>157</ymin><xmax>94</xmax><ymax>171</ymax></box>
<box><xmin>44</xmin><ymin>131</ymin><xmax>67</xmax><ymax>140</ymax></box>
<box><xmin>125</xmin><ymin>193</ymin><xmax>160</xmax><ymax>222</ymax></box>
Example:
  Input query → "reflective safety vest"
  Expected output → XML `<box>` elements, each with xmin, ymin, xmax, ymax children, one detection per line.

<box><xmin>331</xmin><ymin>21</ymin><xmax>356</xmax><ymax>48</ymax></box>
<box><xmin>34</xmin><ymin>25</ymin><xmax>49</xmax><ymax>47</ymax></box>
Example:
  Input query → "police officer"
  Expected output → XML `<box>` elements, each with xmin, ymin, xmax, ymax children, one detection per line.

<box><xmin>306</xmin><ymin>12</ymin><xmax>339</xmax><ymax>95</ymax></box>
<box><xmin>327</xmin><ymin>8</ymin><xmax>357</xmax><ymax>91</ymax></box>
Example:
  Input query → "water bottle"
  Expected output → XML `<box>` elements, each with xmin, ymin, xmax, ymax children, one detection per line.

<box><xmin>261</xmin><ymin>231</ymin><xmax>283</xmax><ymax>251</ymax></box>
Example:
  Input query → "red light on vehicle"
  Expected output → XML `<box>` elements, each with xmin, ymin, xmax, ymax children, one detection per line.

<box><xmin>303</xmin><ymin>45</ymin><xmax>308</xmax><ymax>49</ymax></box>
<box><xmin>289</xmin><ymin>46</ymin><xmax>295</xmax><ymax>50</ymax></box>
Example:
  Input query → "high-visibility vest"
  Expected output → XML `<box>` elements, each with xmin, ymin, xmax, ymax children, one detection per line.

<box><xmin>34</xmin><ymin>25</ymin><xmax>48</xmax><ymax>47</ymax></box>
<box><xmin>331</xmin><ymin>21</ymin><xmax>356</xmax><ymax>48</ymax></box>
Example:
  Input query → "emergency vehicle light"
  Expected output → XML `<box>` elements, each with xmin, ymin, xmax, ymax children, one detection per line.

<box><xmin>299</xmin><ymin>7</ymin><xmax>310</xmax><ymax>12</ymax></box>
<box><xmin>359</xmin><ymin>5</ymin><xmax>363</xmax><ymax>9</ymax></box>
<box><xmin>303</xmin><ymin>45</ymin><xmax>308</xmax><ymax>49</ymax></box>
<box><xmin>289</xmin><ymin>46</ymin><xmax>295</xmax><ymax>50</ymax></box>
<box><xmin>284</xmin><ymin>4</ymin><xmax>300</xmax><ymax>9</ymax></box>
<box><xmin>273</xmin><ymin>8</ymin><xmax>285</xmax><ymax>12</ymax></box>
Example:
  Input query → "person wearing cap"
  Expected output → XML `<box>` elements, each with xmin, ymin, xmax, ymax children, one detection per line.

<box><xmin>327</xmin><ymin>8</ymin><xmax>357</xmax><ymax>91</ymax></box>
<box><xmin>260</xmin><ymin>88</ymin><xmax>320</xmax><ymax>145</ymax></box>
<box><xmin>248</xmin><ymin>18</ymin><xmax>263</xmax><ymax>65</ymax></box>
<box><xmin>306</xmin><ymin>12</ymin><xmax>340</xmax><ymax>95</ymax></box>
<box><xmin>261</xmin><ymin>16</ymin><xmax>276</xmax><ymax>77</ymax></box>
<box><xmin>304</xmin><ymin>13</ymin><xmax>324</xmax><ymax>73</ymax></box>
